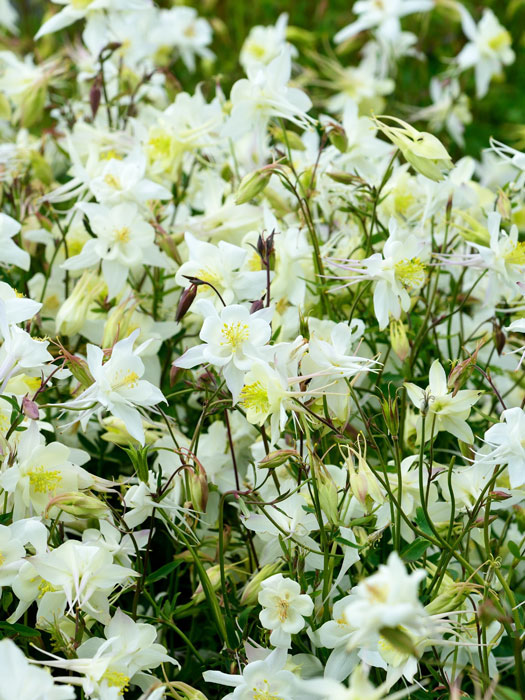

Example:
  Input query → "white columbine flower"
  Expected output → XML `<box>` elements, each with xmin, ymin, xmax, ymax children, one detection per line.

<box><xmin>174</xmin><ymin>299</ymin><xmax>273</xmax><ymax>402</ymax></box>
<box><xmin>0</xmin><ymin>639</ymin><xmax>75</xmax><ymax>700</ymax></box>
<box><xmin>456</xmin><ymin>8</ymin><xmax>515</xmax><ymax>98</ymax></box>
<box><xmin>258</xmin><ymin>573</ymin><xmax>314</xmax><ymax>648</ymax></box>
<box><xmin>405</xmin><ymin>359</ymin><xmax>481</xmax><ymax>443</ymax></box>
<box><xmin>0</xmin><ymin>281</ymin><xmax>41</xmax><ymax>335</ymax></box>
<box><xmin>223</xmin><ymin>47</ymin><xmax>313</xmax><ymax>155</ymax></box>
<box><xmin>35</xmin><ymin>0</ymin><xmax>151</xmax><ymax>39</ymax></box>
<box><xmin>175</xmin><ymin>232</ymin><xmax>267</xmax><ymax>306</ymax></box>
<box><xmin>343</xmin><ymin>552</ymin><xmax>428</xmax><ymax>650</ymax></box>
<box><xmin>30</xmin><ymin>540</ymin><xmax>138</xmax><ymax>621</ymax></box>
<box><xmin>470</xmin><ymin>212</ymin><xmax>525</xmax><ymax>303</ymax></box>
<box><xmin>334</xmin><ymin>0</ymin><xmax>434</xmax><ymax>44</ymax></box>
<box><xmin>475</xmin><ymin>407</ymin><xmax>525</xmax><ymax>488</ymax></box>
<box><xmin>0</xmin><ymin>212</ymin><xmax>30</xmax><ymax>270</ymax></box>
<box><xmin>65</xmin><ymin>329</ymin><xmax>166</xmax><ymax>445</ymax></box>
<box><xmin>330</xmin><ymin>218</ymin><xmax>427</xmax><ymax>330</ymax></box>
<box><xmin>203</xmin><ymin>646</ymin><xmax>298</xmax><ymax>700</ymax></box>
<box><xmin>61</xmin><ymin>202</ymin><xmax>169</xmax><ymax>299</ymax></box>
<box><xmin>506</xmin><ymin>318</ymin><xmax>525</xmax><ymax>369</ymax></box>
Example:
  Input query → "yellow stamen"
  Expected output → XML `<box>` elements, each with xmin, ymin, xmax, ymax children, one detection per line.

<box><xmin>102</xmin><ymin>670</ymin><xmax>130</xmax><ymax>695</ymax></box>
<box><xmin>104</xmin><ymin>173</ymin><xmax>122</xmax><ymax>190</ymax></box>
<box><xmin>504</xmin><ymin>241</ymin><xmax>525</xmax><ymax>265</ymax></box>
<box><xmin>239</xmin><ymin>381</ymin><xmax>269</xmax><ymax>416</ymax></box>
<box><xmin>220</xmin><ymin>322</ymin><xmax>249</xmax><ymax>349</ymax></box>
<box><xmin>277</xmin><ymin>597</ymin><xmax>289</xmax><ymax>622</ymax></box>
<box><xmin>394</xmin><ymin>257</ymin><xmax>426</xmax><ymax>289</ymax></box>
<box><xmin>114</xmin><ymin>227</ymin><xmax>130</xmax><ymax>243</ymax></box>
<box><xmin>252</xmin><ymin>680</ymin><xmax>282</xmax><ymax>700</ymax></box>
<box><xmin>29</xmin><ymin>466</ymin><xmax>62</xmax><ymax>494</ymax></box>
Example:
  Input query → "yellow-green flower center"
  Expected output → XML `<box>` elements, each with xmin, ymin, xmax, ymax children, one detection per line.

<box><xmin>29</xmin><ymin>466</ymin><xmax>62</xmax><ymax>493</ymax></box>
<box><xmin>220</xmin><ymin>322</ymin><xmax>249</xmax><ymax>349</ymax></box>
<box><xmin>504</xmin><ymin>241</ymin><xmax>525</xmax><ymax>265</ymax></box>
<box><xmin>394</xmin><ymin>257</ymin><xmax>426</xmax><ymax>289</ymax></box>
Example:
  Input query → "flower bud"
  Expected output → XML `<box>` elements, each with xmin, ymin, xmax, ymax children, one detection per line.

<box><xmin>497</xmin><ymin>188</ymin><xmax>511</xmax><ymax>221</ymax></box>
<box><xmin>192</xmin><ymin>564</ymin><xmax>222</xmax><ymax>604</ymax></box>
<box><xmin>381</xmin><ymin>395</ymin><xmax>400</xmax><ymax>436</ymax></box>
<box><xmin>270</xmin><ymin>124</ymin><xmax>305</xmax><ymax>151</ymax></box>
<box><xmin>235</xmin><ymin>169</ymin><xmax>272</xmax><ymax>204</ymax></box>
<box><xmin>447</xmin><ymin>342</ymin><xmax>483</xmax><ymax>395</ymax></box>
<box><xmin>56</xmin><ymin>272</ymin><xmax>107</xmax><ymax>337</ymax></box>
<box><xmin>240</xmin><ymin>562</ymin><xmax>283</xmax><ymax>606</ymax></box>
<box><xmin>389</xmin><ymin>320</ymin><xmax>410</xmax><ymax>362</ymax></box>
<box><xmin>102</xmin><ymin>299</ymin><xmax>139</xmax><ymax>348</ymax></box>
<box><xmin>258</xmin><ymin>449</ymin><xmax>301</xmax><ymax>469</ymax></box>
<box><xmin>345</xmin><ymin>439</ymin><xmax>384</xmax><ymax>508</ymax></box>
<box><xmin>176</xmin><ymin>284</ymin><xmax>198</xmax><ymax>323</ymax></box>
<box><xmin>187</xmin><ymin>461</ymin><xmax>208</xmax><ymax>513</ymax></box>
<box><xmin>327</xmin><ymin>124</ymin><xmax>348</xmax><ymax>153</ymax></box>
<box><xmin>166</xmin><ymin>682</ymin><xmax>208</xmax><ymax>700</ymax></box>
<box><xmin>45</xmin><ymin>492</ymin><xmax>108</xmax><ymax>519</ymax></box>
<box><xmin>453</xmin><ymin>210</ymin><xmax>491</xmax><ymax>246</ymax></box>
<box><xmin>22</xmin><ymin>395</ymin><xmax>40</xmax><ymax>420</ymax></box>
<box><xmin>374</xmin><ymin>116</ymin><xmax>453</xmax><ymax>182</ymax></box>
<box><xmin>315</xmin><ymin>461</ymin><xmax>339</xmax><ymax>525</ymax></box>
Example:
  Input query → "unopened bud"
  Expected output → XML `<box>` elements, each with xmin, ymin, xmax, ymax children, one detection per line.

<box><xmin>381</xmin><ymin>395</ymin><xmax>400</xmax><ymax>436</ymax></box>
<box><xmin>235</xmin><ymin>169</ymin><xmax>272</xmax><ymax>204</ymax></box>
<box><xmin>90</xmin><ymin>75</ymin><xmax>102</xmax><ymax>119</ymax></box>
<box><xmin>192</xmin><ymin>564</ymin><xmax>222</xmax><ymax>604</ymax></box>
<box><xmin>258</xmin><ymin>449</ymin><xmax>301</xmax><ymax>469</ymax></box>
<box><xmin>102</xmin><ymin>299</ymin><xmax>140</xmax><ymax>348</ymax></box>
<box><xmin>250</xmin><ymin>299</ymin><xmax>265</xmax><ymax>314</ymax></box>
<box><xmin>22</xmin><ymin>395</ymin><xmax>40</xmax><ymax>420</ymax></box>
<box><xmin>314</xmin><ymin>460</ymin><xmax>339</xmax><ymax>525</ymax></box>
<box><xmin>496</xmin><ymin>188</ymin><xmax>511</xmax><ymax>221</ymax></box>
<box><xmin>188</xmin><ymin>460</ymin><xmax>208</xmax><ymax>513</ymax></box>
<box><xmin>166</xmin><ymin>682</ymin><xmax>208</xmax><ymax>700</ymax></box>
<box><xmin>45</xmin><ymin>492</ymin><xmax>108</xmax><ymax>519</ymax></box>
<box><xmin>447</xmin><ymin>342</ymin><xmax>484</xmax><ymax>395</ymax></box>
<box><xmin>56</xmin><ymin>272</ymin><xmax>107</xmax><ymax>337</ymax></box>
<box><xmin>176</xmin><ymin>284</ymin><xmax>198</xmax><ymax>323</ymax></box>
<box><xmin>345</xmin><ymin>439</ymin><xmax>384</xmax><ymax>508</ymax></box>
<box><xmin>270</xmin><ymin>124</ymin><xmax>305</xmax><ymax>151</ymax></box>
<box><xmin>240</xmin><ymin>562</ymin><xmax>283</xmax><ymax>605</ymax></box>
<box><xmin>389</xmin><ymin>320</ymin><xmax>410</xmax><ymax>362</ymax></box>
<box><xmin>492</xmin><ymin>320</ymin><xmax>506</xmax><ymax>356</ymax></box>
<box><xmin>327</xmin><ymin>124</ymin><xmax>348</xmax><ymax>153</ymax></box>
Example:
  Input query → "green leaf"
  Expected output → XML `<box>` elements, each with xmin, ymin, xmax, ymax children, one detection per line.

<box><xmin>145</xmin><ymin>559</ymin><xmax>182</xmax><ymax>585</ymax></box>
<box><xmin>415</xmin><ymin>507</ymin><xmax>434</xmax><ymax>537</ymax></box>
<box><xmin>402</xmin><ymin>538</ymin><xmax>431</xmax><ymax>562</ymax></box>
<box><xmin>507</xmin><ymin>541</ymin><xmax>522</xmax><ymax>559</ymax></box>
<box><xmin>0</xmin><ymin>621</ymin><xmax>41</xmax><ymax>638</ymax></box>
<box><xmin>493</xmin><ymin>687</ymin><xmax>523</xmax><ymax>700</ymax></box>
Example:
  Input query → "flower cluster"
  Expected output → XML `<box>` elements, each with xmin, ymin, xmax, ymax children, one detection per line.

<box><xmin>0</xmin><ymin>1</ymin><xmax>524</xmax><ymax>699</ymax></box>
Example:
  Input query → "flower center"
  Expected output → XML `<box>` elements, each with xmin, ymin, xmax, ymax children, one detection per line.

<box><xmin>488</xmin><ymin>30</ymin><xmax>511</xmax><ymax>52</ymax></box>
<box><xmin>394</xmin><ymin>257</ymin><xmax>426</xmax><ymax>288</ymax></box>
<box><xmin>28</xmin><ymin>466</ymin><xmax>62</xmax><ymax>493</ymax></box>
<box><xmin>252</xmin><ymin>679</ymin><xmax>282</xmax><ymax>700</ymax></box>
<box><xmin>504</xmin><ymin>241</ymin><xmax>525</xmax><ymax>265</ymax></box>
<box><xmin>239</xmin><ymin>381</ymin><xmax>269</xmax><ymax>416</ymax></box>
<box><xmin>220</xmin><ymin>321</ymin><xmax>249</xmax><ymax>349</ymax></box>
<box><xmin>38</xmin><ymin>580</ymin><xmax>57</xmax><ymax>598</ymax></box>
<box><xmin>113</xmin><ymin>370</ymin><xmax>139</xmax><ymax>390</ymax></box>
<box><xmin>277</xmin><ymin>597</ymin><xmax>290</xmax><ymax>622</ymax></box>
<box><xmin>114</xmin><ymin>226</ymin><xmax>130</xmax><ymax>244</ymax></box>
<box><xmin>104</xmin><ymin>173</ymin><xmax>122</xmax><ymax>190</ymax></box>
<box><xmin>102</xmin><ymin>670</ymin><xmax>130</xmax><ymax>695</ymax></box>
